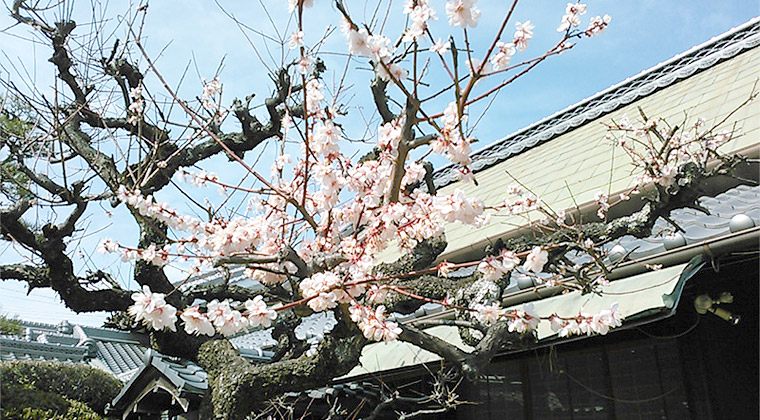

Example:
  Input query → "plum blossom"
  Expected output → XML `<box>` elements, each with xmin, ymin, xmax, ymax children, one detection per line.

<box><xmin>478</xmin><ymin>249</ymin><xmax>520</xmax><ymax>281</ymax></box>
<box><xmin>507</xmin><ymin>303</ymin><xmax>540</xmax><ymax>333</ymax></box>
<box><xmin>129</xmin><ymin>286</ymin><xmax>177</xmax><ymax>332</ymax></box>
<box><xmin>297</xmin><ymin>56</ymin><xmax>315</xmax><ymax>75</ymax></box>
<box><xmin>207</xmin><ymin>300</ymin><xmax>248</xmax><ymax>337</ymax></box>
<box><xmin>289</xmin><ymin>31</ymin><xmax>305</xmax><ymax>49</ymax></box>
<box><xmin>549</xmin><ymin>303</ymin><xmax>624</xmax><ymax>337</ymax></box>
<box><xmin>523</xmin><ymin>246</ymin><xmax>548</xmax><ymax>273</ymax></box>
<box><xmin>351</xmin><ymin>305</ymin><xmax>402</xmax><ymax>342</ymax></box>
<box><xmin>402</xmin><ymin>0</ymin><xmax>437</xmax><ymax>42</ymax></box>
<box><xmin>585</xmin><ymin>15</ymin><xmax>611</xmax><ymax>37</ymax></box>
<box><xmin>513</xmin><ymin>20</ymin><xmax>534</xmax><ymax>52</ymax></box>
<box><xmin>245</xmin><ymin>296</ymin><xmax>278</xmax><ymax>328</ymax></box>
<box><xmin>97</xmin><ymin>238</ymin><xmax>119</xmax><ymax>254</ymax></box>
<box><xmin>201</xmin><ymin>77</ymin><xmax>221</xmax><ymax>110</ymax></box>
<box><xmin>345</xmin><ymin>27</ymin><xmax>371</xmax><ymax>56</ymax></box>
<box><xmin>429</xmin><ymin>38</ymin><xmax>451</xmax><ymax>55</ymax></box>
<box><xmin>557</xmin><ymin>2</ymin><xmax>586</xmax><ymax>32</ymax></box>
<box><xmin>490</xmin><ymin>41</ymin><xmax>516</xmax><ymax>71</ymax></box>
<box><xmin>366</xmin><ymin>284</ymin><xmax>389</xmax><ymax>304</ymax></box>
<box><xmin>473</xmin><ymin>302</ymin><xmax>502</xmax><ymax>325</ymax></box>
<box><xmin>127</xmin><ymin>85</ymin><xmax>144</xmax><ymax>124</ymax></box>
<box><xmin>180</xmin><ymin>306</ymin><xmax>215</xmax><ymax>336</ymax></box>
<box><xmin>438</xmin><ymin>261</ymin><xmax>455</xmax><ymax>277</ymax></box>
<box><xmin>446</xmin><ymin>0</ymin><xmax>480</xmax><ymax>28</ymax></box>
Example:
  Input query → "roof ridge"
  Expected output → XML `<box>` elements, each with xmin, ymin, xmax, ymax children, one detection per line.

<box><xmin>19</xmin><ymin>319</ymin><xmax>59</xmax><ymax>329</ymax></box>
<box><xmin>432</xmin><ymin>17</ymin><xmax>760</xmax><ymax>188</ymax></box>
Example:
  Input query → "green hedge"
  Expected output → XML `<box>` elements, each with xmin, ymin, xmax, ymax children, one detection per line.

<box><xmin>0</xmin><ymin>382</ymin><xmax>104</xmax><ymax>420</ymax></box>
<box><xmin>0</xmin><ymin>315</ymin><xmax>23</xmax><ymax>335</ymax></box>
<box><xmin>0</xmin><ymin>360</ymin><xmax>121</xmax><ymax>415</ymax></box>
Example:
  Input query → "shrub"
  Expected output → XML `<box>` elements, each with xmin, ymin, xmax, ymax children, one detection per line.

<box><xmin>0</xmin><ymin>382</ymin><xmax>104</xmax><ymax>420</ymax></box>
<box><xmin>0</xmin><ymin>360</ymin><xmax>121</xmax><ymax>415</ymax></box>
<box><xmin>0</xmin><ymin>315</ymin><xmax>23</xmax><ymax>336</ymax></box>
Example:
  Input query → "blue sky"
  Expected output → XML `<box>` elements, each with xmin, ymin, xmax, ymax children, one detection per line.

<box><xmin>1</xmin><ymin>1</ymin><xmax>758</xmax><ymax>326</ymax></box>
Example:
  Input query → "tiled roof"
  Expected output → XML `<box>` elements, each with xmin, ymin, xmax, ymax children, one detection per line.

<box><xmin>501</xmin><ymin>184</ymin><xmax>759</xmax><ymax>293</ymax></box>
<box><xmin>0</xmin><ymin>320</ymin><xmax>148</xmax><ymax>378</ymax></box>
<box><xmin>612</xmin><ymin>184</ymin><xmax>759</xmax><ymax>258</ymax></box>
<box><xmin>431</xmin><ymin>18</ymin><xmax>760</xmax><ymax>189</ymax></box>
<box><xmin>0</xmin><ymin>335</ymin><xmax>88</xmax><ymax>364</ymax></box>
<box><xmin>144</xmin><ymin>350</ymin><xmax>208</xmax><ymax>394</ymax></box>
<box><xmin>1</xmin><ymin>317</ymin><xmax>281</xmax><ymax>382</ymax></box>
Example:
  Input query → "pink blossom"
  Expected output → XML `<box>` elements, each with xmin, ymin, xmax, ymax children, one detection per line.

<box><xmin>180</xmin><ymin>306</ymin><xmax>215</xmax><ymax>336</ymax></box>
<box><xmin>429</xmin><ymin>38</ymin><xmax>451</xmax><ymax>55</ymax></box>
<box><xmin>353</xmin><ymin>305</ymin><xmax>402</xmax><ymax>342</ymax></box>
<box><xmin>288</xmin><ymin>31</ymin><xmax>305</xmax><ymax>49</ymax></box>
<box><xmin>97</xmin><ymin>238</ymin><xmax>119</xmax><ymax>254</ymax></box>
<box><xmin>491</xmin><ymin>41</ymin><xmax>516</xmax><ymax>71</ymax></box>
<box><xmin>523</xmin><ymin>247</ymin><xmax>548</xmax><ymax>273</ymax></box>
<box><xmin>446</xmin><ymin>0</ymin><xmax>480</xmax><ymax>28</ymax></box>
<box><xmin>507</xmin><ymin>303</ymin><xmax>540</xmax><ymax>333</ymax></box>
<box><xmin>478</xmin><ymin>249</ymin><xmax>520</xmax><ymax>281</ymax></box>
<box><xmin>245</xmin><ymin>296</ymin><xmax>278</xmax><ymax>328</ymax></box>
<box><xmin>585</xmin><ymin>14</ymin><xmax>611</xmax><ymax>37</ymax></box>
<box><xmin>513</xmin><ymin>20</ymin><xmax>534</xmax><ymax>52</ymax></box>
<box><xmin>207</xmin><ymin>300</ymin><xmax>248</xmax><ymax>337</ymax></box>
<box><xmin>473</xmin><ymin>302</ymin><xmax>502</xmax><ymax>325</ymax></box>
<box><xmin>129</xmin><ymin>286</ymin><xmax>177</xmax><ymax>332</ymax></box>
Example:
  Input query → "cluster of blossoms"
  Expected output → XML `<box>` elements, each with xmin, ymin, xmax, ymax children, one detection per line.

<box><xmin>129</xmin><ymin>286</ymin><xmax>177</xmax><ymax>331</ymax></box>
<box><xmin>472</xmin><ymin>301</ymin><xmax>624</xmax><ymax>338</ymax></box>
<box><xmin>445</xmin><ymin>0</ymin><xmax>480</xmax><ymax>28</ymax></box>
<box><xmin>594</xmin><ymin>191</ymin><xmax>610</xmax><ymax>219</ymax></box>
<box><xmin>305</xmin><ymin>79</ymin><xmax>325</xmax><ymax>117</ymax></box>
<box><xmin>127</xmin><ymin>85</ymin><xmax>144</xmax><ymax>125</ymax></box>
<box><xmin>557</xmin><ymin>2</ymin><xmax>586</xmax><ymax>32</ymax></box>
<box><xmin>122</xmin><ymin>244</ymin><xmax>171</xmax><ymax>266</ymax></box>
<box><xmin>607</xmin><ymin>115</ymin><xmax>733</xmax><ymax>193</ymax></box>
<box><xmin>585</xmin><ymin>14</ymin><xmax>611</xmax><ymax>37</ymax></box>
<box><xmin>491</xmin><ymin>20</ymin><xmax>534</xmax><ymax>71</ymax></box>
<box><xmin>129</xmin><ymin>286</ymin><xmax>277</xmax><ymax>337</ymax></box>
<box><xmin>432</xmin><ymin>102</ymin><xmax>473</xmax><ymax>165</ymax></box>
<box><xmin>477</xmin><ymin>249</ymin><xmax>520</xmax><ymax>281</ymax></box>
<box><xmin>201</xmin><ymin>77</ymin><xmax>221</xmax><ymax>111</ymax></box>
<box><xmin>341</xmin><ymin>20</ymin><xmax>406</xmax><ymax>82</ymax></box>
<box><xmin>350</xmin><ymin>304</ymin><xmax>402</xmax><ymax>342</ymax></box>
<box><xmin>549</xmin><ymin>303</ymin><xmax>623</xmax><ymax>337</ymax></box>
<box><xmin>300</xmin><ymin>271</ymin><xmax>365</xmax><ymax>312</ymax></box>
<box><xmin>179</xmin><ymin>169</ymin><xmax>220</xmax><ymax>188</ymax></box>
<box><xmin>402</xmin><ymin>0</ymin><xmax>436</xmax><ymax>42</ymax></box>
<box><xmin>110</xmin><ymin>187</ymin><xmax>293</xmax><ymax>266</ymax></box>
<box><xmin>492</xmin><ymin>184</ymin><xmax>541</xmax><ymax>215</ymax></box>
<box><xmin>471</xmin><ymin>302</ymin><xmax>540</xmax><ymax>333</ymax></box>
<box><xmin>98</xmin><ymin>238</ymin><xmax>172</xmax><ymax>267</ymax></box>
